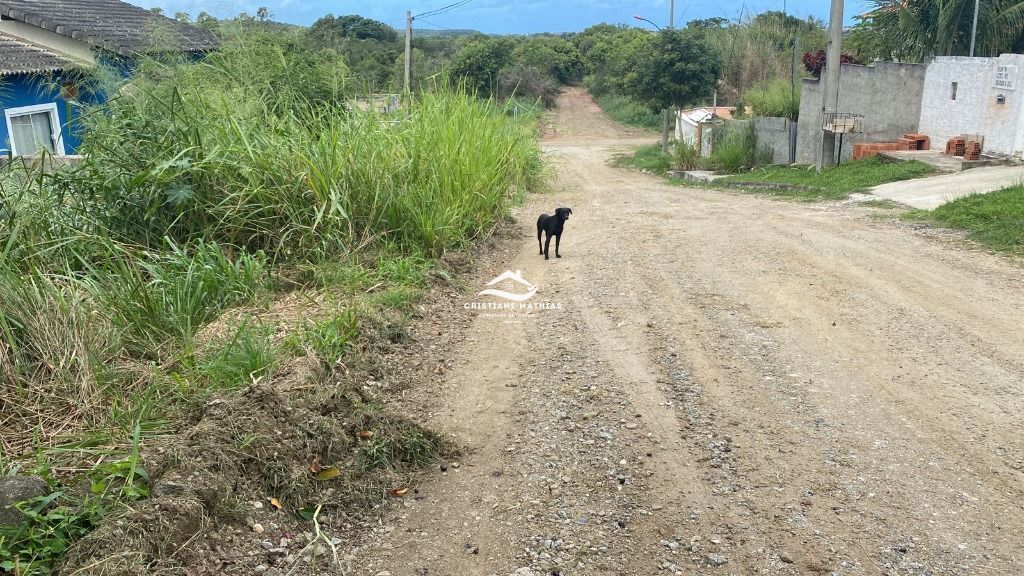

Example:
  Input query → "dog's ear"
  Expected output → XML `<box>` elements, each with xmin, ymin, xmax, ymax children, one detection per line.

<box><xmin>568</xmin><ymin>208</ymin><xmax>573</xmax><ymax>214</ymax></box>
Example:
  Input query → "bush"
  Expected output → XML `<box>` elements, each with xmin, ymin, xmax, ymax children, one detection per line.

<box><xmin>703</xmin><ymin>122</ymin><xmax>773</xmax><ymax>173</ymax></box>
<box><xmin>672</xmin><ymin>138</ymin><xmax>700</xmax><ymax>170</ymax></box>
<box><xmin>594</xmin><ymin>94</ymin><xmax>661</xmax><ymax>130</ymax></box>
<box><xmin>742</xmin><ymin>78</ymin><xmax>800</xmax><ymax>120</ymax></box>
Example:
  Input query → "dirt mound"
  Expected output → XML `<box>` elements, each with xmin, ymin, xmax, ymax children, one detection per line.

<box><xmin>58</xmin><ymin>354</ymin><xmax>452</xmax><ymax>576</ymax></box>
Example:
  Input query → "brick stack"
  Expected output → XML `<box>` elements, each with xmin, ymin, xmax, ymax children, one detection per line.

<box><xmin>897</xmin><ymin>137</ymin><xmax>917</xmax><ymax>150</ymax></box>
<box><xmin>964</xmin><ymin>140</ymin><xmax>982</xmax><ymax>161</ymax></box>
<box><xmin>945</xmin><ymin>136</ymin><xmax>967</xmax><ymax>156</ymax></box>
<box><xmin>852</xmin><ymin>142</ymin><xmax>901</xmax><ymax>160</ymax></box>
<box><xmin>902</xmin><ymin>133</ymin><xmax>931</xmax><ymax>150</ymax></box>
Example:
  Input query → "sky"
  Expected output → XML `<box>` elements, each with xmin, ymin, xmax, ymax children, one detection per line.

<box><xmin>128</xmin><ymin>0</ymin><xmax>868</xmax><ymax>34</ymax></box>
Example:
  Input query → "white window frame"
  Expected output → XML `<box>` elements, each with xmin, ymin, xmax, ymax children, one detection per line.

<box><xmin>4</xmin><ymin>102</ymin><xmax>65</xmax><ymax>156</ymax></box>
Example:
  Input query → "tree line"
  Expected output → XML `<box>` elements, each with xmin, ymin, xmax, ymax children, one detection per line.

<box><xmin>176</xmin><ymin>5</ymin><xmax>1024</xmax><ymax>121</ymax></box>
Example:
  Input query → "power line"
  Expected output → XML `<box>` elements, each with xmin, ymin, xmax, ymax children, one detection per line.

<box><xmin>416</xmin><ymin>0</ymin><xmax>475</xmax><ymax>20</ymax></box>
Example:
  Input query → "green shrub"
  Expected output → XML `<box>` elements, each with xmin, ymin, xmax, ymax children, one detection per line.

<box><xmin>743</xmin><ymin>78</ymin><xmax>800</xmax><ymax>120</ymax></box>
<box><xmin>672</xmin><ymin>138</ymin><xmax>700</xmax><ymax>171</ymax></box>
<box><xmin>612</xmin><ymin>144</ymin><xmax>672</xmax><ymax>174</ymax></box>
<box><xmin>594</xmin><ymin>94</ymin><xmax>661</xmax><ymax>130</ymax></box>
<box><xmin>703</xmin><ymin>122</ymin><xmax>773</xmax><ymax>173</ymax></box>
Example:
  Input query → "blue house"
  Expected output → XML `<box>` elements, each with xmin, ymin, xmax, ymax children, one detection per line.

<box><xmin>0</xmin><ymin>0</ymin><xmax>217</xmax><ymax>157</ymax></box>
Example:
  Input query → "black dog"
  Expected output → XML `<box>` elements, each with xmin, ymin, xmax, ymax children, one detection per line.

<box><xmin>537</xmin><ymin>207</ymin><xmax>572</xmax><ymax>260</ymax></box>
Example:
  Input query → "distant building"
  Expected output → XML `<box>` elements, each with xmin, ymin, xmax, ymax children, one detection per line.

<box><xmin>0</xmin><ymin>0</ymin><xmax>217</xmax><ymax>157</ymax></box>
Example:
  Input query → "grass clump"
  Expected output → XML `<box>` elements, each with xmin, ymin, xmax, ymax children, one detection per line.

<box><xmin>906</xmin><ymin>185</ymin><xmax>1024</xmax><ymax>255</ymax></box>
<box><xmin>594</xmin><ymin>94</ymin><xmax>661</xmax><ymax>130</ymax></box>
<box><xmin>740</xmin><ymin>78</ymin><xmax>800</xmax><ymax>121</ymax></box>
<box><xmin>612</xmin><ymin>144</ymin><xmax>672</xmax><ymax>174</ymax></box>
<box><xmin>673</xmin><ymin>138</ymin><xmax>700</xmax><ymax>171</ymax></box>
<box><xmin>713</xmin><ymin>157</ymin><xmax>936</xmax><ymax>199</ymax></box>
<box><xmin>702</xmin><ymin>122</ymin><xmax>773</xmax><ymax>174</ymax></box>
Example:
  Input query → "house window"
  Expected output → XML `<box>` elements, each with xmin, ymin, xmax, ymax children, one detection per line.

<box><xmin>4</xmin><ymin>103</ymin><xmax>65</xmax><ymax>156</ymax></box>
<box><xmin>951</xmin><ymin>82</ymin><xmax>958</xmax><ymax>101</ymax></box>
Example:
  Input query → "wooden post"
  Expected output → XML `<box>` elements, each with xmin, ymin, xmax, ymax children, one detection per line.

<box><xmin>662</xmin><ymin>108</ymin><xmax>670</xmax><ymax>153</ymax></box>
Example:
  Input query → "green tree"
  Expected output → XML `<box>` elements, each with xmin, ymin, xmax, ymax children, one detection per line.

<box><xmin>449</xmin><ymin>36</ymin><xmax>515</xmax><ymax>97</ymax></box>
<box><xmin>309</xmin><ymin>14</ymin><xmax>398</xmax><ymax>43</ymax></box>
<box><xmin>257</xmin><ymin>7</ymin><xmax>270</xmax><ymax>22</ymax></box>
<box><xmin>196</xmin><ymin>11</ymin><xmax>218</xmax><ymax>32</ymax></box>
<box><xmin>627</xmin><ymin>29</ymin><xmax>721</xmax><ymax>110</ymax></box>
<box><xmin>174</xmin><ymin>11</ymin><xmax>190</xmax><ymax>23</ymax></box>
<box><xmin>511</xmin><ymin>36</ymin><xmax>584</xmax><ymax>84</ymax></box>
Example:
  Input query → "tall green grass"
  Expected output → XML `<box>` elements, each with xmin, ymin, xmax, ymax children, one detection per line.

<box><xmin>594</xmin><ymin>94</ymin><xmax>661</xmax><ymax>130</ymax></box>
<box><xmin>0</xmin><ymin>34</ymin><xmax>543</xmax><ymax>454</ymax></box>
<box><xmin>741</xmin><ymin>78</ymin><xmax>800</xmax><ymax>121</ymax></box>
<box><xmin>702</xmin><ymin>122</ymin><xmax>773</xmax><ymax>174</ymax></box>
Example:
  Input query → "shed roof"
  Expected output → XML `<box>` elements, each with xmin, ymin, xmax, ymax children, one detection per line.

<box><xmin>0</xmin><ymin>30</ymin><xmax>72</xmax><ymax>75</ymax></box>
<box><xmin>0</xmin><ymin>0</ymin><xmax>218</xmax><ymax>56</ymax></box>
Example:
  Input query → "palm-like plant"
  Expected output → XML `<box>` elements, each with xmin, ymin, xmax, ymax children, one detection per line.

<box><xmin>852</xmin><ymin>0</ymin><xmax>1024</xmax><ymax>62</ymax></box>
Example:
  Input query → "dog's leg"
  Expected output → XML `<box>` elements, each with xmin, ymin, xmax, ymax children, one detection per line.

<box><xmin>555</xmin><ymin>233</ymin><xmax>561</xmax><ymax>258</ymax></box>
<box><xmin>543</xmin><ymin>232</ymin><xmax>552</xmax><ymax>260</ymax></box>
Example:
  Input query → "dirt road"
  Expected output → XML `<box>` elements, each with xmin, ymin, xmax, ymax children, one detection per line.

<box><xmin>347</xmin><ymin>88</ymin><xmax>1024</xmax><ymax>576</ymax></box>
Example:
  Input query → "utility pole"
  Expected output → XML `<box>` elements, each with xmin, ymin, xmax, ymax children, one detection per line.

<box><xmin>404</xmin><ymin>10</ymin><xmax>413</xmax><ymax>92</ymax></box>
<box><xmin>969</xmin><ymin>0</ymin><xmax>980</xmax><ymax>57</ymax></box>
<box><xmin>658</xmin><ymin>2</ymin><xmax>674</xmax><ymax>153</ymax></box>
<box><xmin>817</xmin><ymin>0</ymin><xmax>844</xmax><ymax>171</ymax></box>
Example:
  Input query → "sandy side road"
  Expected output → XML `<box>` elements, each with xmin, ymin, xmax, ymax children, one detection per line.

<box><xmin>344</xmin><ymin>88</ymin><xmax>1024</xmax><ymax>576</ymax></box>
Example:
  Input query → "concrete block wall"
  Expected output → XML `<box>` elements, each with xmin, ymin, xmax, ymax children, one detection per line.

<box><xmin>797</xmin><ymin>61</ymin><xmax>927</xmax><ymax>164</ymax></box>
<box><xmin>752</xmin><ymin>116</ymin><xmax>795</xmax><ymax>164</ymax></box>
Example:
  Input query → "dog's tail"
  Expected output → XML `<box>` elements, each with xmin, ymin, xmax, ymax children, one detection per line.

<box><xmin>536</xmin><ymin>215</ymin><xmax>545</xmax><ymax>241</ymax></box>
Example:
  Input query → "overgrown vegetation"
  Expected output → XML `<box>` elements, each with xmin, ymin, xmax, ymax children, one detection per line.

<box><xmin>702</xmin><ymin>122</ymin><xmax>774</xmax><ymax>174</ymax></box>
<box><xmin>594</xmin><ymin>94</ymin><xmax>661</xmax><ymax>130</ymax></box>
<box><xmin>906</xmin><ymin>186</ymin><xmax>1024</xmax><ymax>255</ymax></box>
<box><xmin>0</xmin><ymin>27</ymin><xmax>542</xmax><ymax>573</ymax></box>
<box><xmin>611</xmin><ymin>144</ymin><xmax>674</xmax><ymax>173</ymax></box>
<box><xmin>741</xmin><ymin>78</ymin><xmax>799</xmax><ymax>121</ymax></box>
<box><xmin>714</xmin><ymin>157</ymin><xmax>936</xmax><ymax>199</ymax></box>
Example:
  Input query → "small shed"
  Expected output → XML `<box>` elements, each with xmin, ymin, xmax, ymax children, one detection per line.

<box><xmin>675</xmin><ymin>107</ymin><xmax>735</xmax><ymax>157</ymax></box>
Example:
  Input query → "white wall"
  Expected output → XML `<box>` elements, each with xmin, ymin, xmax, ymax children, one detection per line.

<box><xmin>918</xmin><ymin>55</ymin><xmax>1024</xmax><ymax>157</ymax></box>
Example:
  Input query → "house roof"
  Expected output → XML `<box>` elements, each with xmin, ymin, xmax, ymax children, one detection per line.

<box><xmin>0</xmin><ymin>0</ymin><xmax>218</xmax><ymax>57</ymax></box>
<box><xmin>677</xmin><ymin>106</ymin><xmax>740</xmax><ymax>127</ymax></box>
<box><xmin>0</xmin><ymin>30</ymin><xmax>72</xmax><ymax>75</ymax></box>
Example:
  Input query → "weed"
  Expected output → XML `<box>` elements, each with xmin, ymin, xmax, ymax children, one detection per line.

<box><xmin>594</xmin><ymin>94</ymin><xmax>661</xmax><ymax>130</ymax></box>
<box><xmin>905</xmin><ymin>185</ymin><xmax>1024</xmax><ymax>255</ymax></box>
<box><xmin>0</xmin><ymin>425</ymin><xmax>147</xmax><ymax>575</ymax></box>
<box><xmin>192</xmin><ymin>323</ymin><xmax>277</xmax><ymax>391</ymax></box>
<box><xmin>284</xmin><ymin>310</ymin><xmax>359</xmax><ymax>367</ymax></box>
<box><xmin>711</xmin><ymin>157</ymin><xmax>935</xmax><ymax>199</ymax></box>
<box><xmin>702</xmin><ymin>122</ymin><xmax>773</xmax><ymax>174</ymax></box>
<box><xmin>672</xmin><ymin>138</ymin><xmax>700</xmax><ymax>171</ymax></box>
<box><xmin>612</xmin><ymin>144</ymin><xmax>672</xmax><ymax>174</ymax></box>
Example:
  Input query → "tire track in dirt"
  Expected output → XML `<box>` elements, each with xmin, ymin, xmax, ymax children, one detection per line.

<box><xmin>346</xmin><ymin>88</ymin><xmax>1024</xmax><ymax>576</ymax></box>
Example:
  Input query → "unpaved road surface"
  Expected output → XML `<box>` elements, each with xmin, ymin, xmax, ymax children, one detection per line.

<box><xmin>345</xmin><ymin>89</ymin><xmax>1024</xmax><ymax>575</ymax></box>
